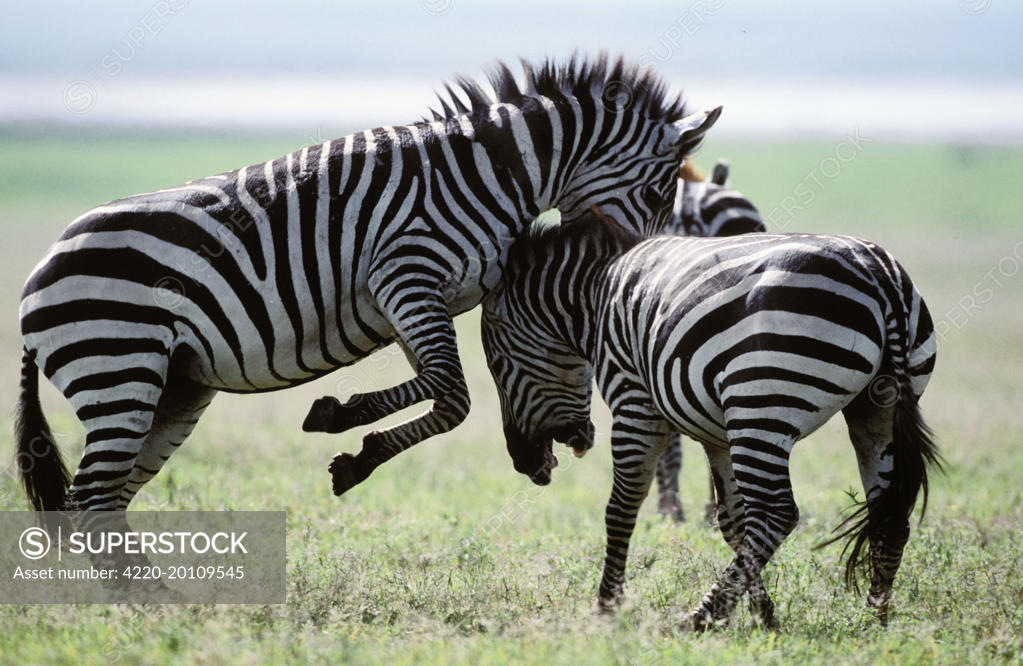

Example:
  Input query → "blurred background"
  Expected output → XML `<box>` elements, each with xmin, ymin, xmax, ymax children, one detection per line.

<box><xmin>1</xmin><ymin>0</ymin><xmax>1021</xmax><ymax>521</ymax></box>
<box><xmin>2</xmin><ymin>0</ymin><xmax>1022</xmax><ymax>138</ymax></box>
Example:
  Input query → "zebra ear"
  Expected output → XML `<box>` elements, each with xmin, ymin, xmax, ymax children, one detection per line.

<box><xmin>660</xmin><ymin>106</ymin><xmax>723</xmax><ymax>154</ymax></box>
<box><xmin>710</xmin><ymin>158</ymin><xmax>730</xmax><ymax>185</ymax></box>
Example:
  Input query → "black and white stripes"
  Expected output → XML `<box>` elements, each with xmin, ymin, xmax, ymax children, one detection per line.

<box><xmin>656</xmin><ymin>159</ymin><xmax>765</xmax><ymax>521</ymax></box>
<box><xmin>664</xmin><ymin>160</ymin><xmax>766</xmax><ymax>239</ymax></box>
<box><xmin>481</xmin><ymin>213</ymin><xmax>938</xmax><ymax>628</ymax></box>
<box><xmin>17</xmin><ymin>54</ymin><xmax>722</xmax><ymax>512</ymax></box>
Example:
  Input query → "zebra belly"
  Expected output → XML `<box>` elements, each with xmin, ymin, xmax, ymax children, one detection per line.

<box><xmin>171</xmin><ymin>283</ymin><xmax>398</xmax><ymax>393</ymax></box>
<box><xmin>22</xmin><ymin>269</ymin><xmax>397</xmax><ymax>395</ymax></box>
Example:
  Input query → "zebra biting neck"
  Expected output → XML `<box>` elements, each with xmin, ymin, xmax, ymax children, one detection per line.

<box><xmin>481</xmin><ymin>211</ymin><xmax>940</xmax><ymax>629</ymax></box>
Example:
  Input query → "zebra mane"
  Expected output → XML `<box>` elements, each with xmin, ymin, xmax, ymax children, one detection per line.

<box><xmin>427</xmin><ymin>53</ymin><xmax>688</xmax><ymax>124</ymax></box>
<box><xmin>513</xmin><ymin>208</ymin><xmax>644</xmax><ymax>267</ymax></box>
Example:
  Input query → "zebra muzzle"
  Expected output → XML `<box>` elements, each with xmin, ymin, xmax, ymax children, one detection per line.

<box><xmin>504</xmin><ymin>424</ymin><xmax>553</xmax><ymax>485</ymax></box>
<box><xmin>553</xmin><ymin>419</ymin><xmax>595</xmax><ymax>459</ymax></box>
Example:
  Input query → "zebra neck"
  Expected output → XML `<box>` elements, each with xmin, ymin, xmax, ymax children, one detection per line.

<box><xmin>463</xmin><ymin>98</ymin><xmax>595</xmax><ymax>220</ymax></box>
<box><xmin>532</xmin><ymin>250</ymin><xmax>609</xmax><ymax>362</ymax></box>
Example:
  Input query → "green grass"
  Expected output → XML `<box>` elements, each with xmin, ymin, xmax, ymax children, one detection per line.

<box><xmin>1</xmin><ymin>126</ymin><xmax>1022</xmax><ymax>664</ymax></box>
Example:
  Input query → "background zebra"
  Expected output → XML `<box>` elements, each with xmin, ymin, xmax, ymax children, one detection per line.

<box><xmin>16</xmin><ymin>55</ymin><xmax>722</xmax><ymax>513</ymax></box>
<box><xmin>666</xmin><ymin>159</ymin><xmax>766</xmax><ymax>238</ymax></box>
<box><xmin>480</xmin><ymin>213</ymin><xmax>939</xmax><ymax>629</ymax></box>
<box><xmin>656</xmin><ymin>159</ymin><xmax>766</xmax><ymax>522</ymax></box>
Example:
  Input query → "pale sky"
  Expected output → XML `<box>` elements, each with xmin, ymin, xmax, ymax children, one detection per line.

<box><xmin>2</xmin><ymin>0</ymin><xmax>1021</xmax><ymax>138</ymax></box>
<box><xmin>4</xmin><ymin>0</ymin><xmax>1020</xmax><ymax>80</ymax></box>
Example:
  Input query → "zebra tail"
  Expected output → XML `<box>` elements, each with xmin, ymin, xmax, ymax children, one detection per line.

<box><xmin>821</xmin><ymin>297</ymin><xmax>942</xmax><ymax>591</ymax></box>
<box><xmin>15</xmin><ymin>347</ymin><xmax>71</xmax><ymax>512</ymax></box>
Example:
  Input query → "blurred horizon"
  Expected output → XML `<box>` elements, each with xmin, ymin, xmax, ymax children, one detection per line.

<box><xmin>2</xmin><ymin>0</ymin><xmax>1022</xmax><ymax>141</ymax></box>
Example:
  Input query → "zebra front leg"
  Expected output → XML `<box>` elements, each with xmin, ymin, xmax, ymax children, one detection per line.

<box><xmin>682</xmin><ymin>436</ymin><xmax>798</xmax><ymax>631</ymax></box>
<box><xmin>303</xmin><ymin>286</ymin><xmax>463</xmax><ymax>436</ymax></box>
<box><xmin>655</xmin><ymin>433</ymin><xmax>684</xmax><ymax>522</ymax></box>
<box><xmin>307</xmin><ymin>287</ymin><xmax>469</xmax><ymax>495</ymax></box>
<box><xmin>329</xmin><ymin>382</ymin><xmax>470</xmax><ymax>496</ymax></box>
<box><xmin>304</xmin><ymin>340</ymin><xmax>421</xmax><ymax>433</ymax></box>
<box><xmin>598</xmin><ymin>412</ymin><xmax>671</xmax><ymax>611</ymax></box>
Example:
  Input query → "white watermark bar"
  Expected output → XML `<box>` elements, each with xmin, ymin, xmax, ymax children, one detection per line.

<box><xmin>0</xmin><ymin>511</ymin><xmax>285</xmax><ymax>604</ymax></box>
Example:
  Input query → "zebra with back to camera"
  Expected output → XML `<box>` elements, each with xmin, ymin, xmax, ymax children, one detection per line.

<box><xmin>481</xmin><ymin>211</ymin><xmax>939</xmax><ymax>630</ymax></box>
<box><xmin>16</xmin><ymin>54</ymin><xmax>722</xmax><ymax>515</ymax></box>
<box><xmin>655</xmin><ymin>159</ymin><xmax>766</xmax><ymax>522</ymax></box>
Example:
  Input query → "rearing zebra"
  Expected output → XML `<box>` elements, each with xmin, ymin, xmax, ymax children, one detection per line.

<box><xmin>17</xmin><ymin>55</ymin><xmax>722</xmax><ymax>512</ymax></box>
<box><xmin>481</xmin><ymin>212</ymin><xmax>939</xmax><ymax>629</ymax></box>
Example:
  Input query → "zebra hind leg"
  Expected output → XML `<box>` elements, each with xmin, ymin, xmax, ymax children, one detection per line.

<box><xmin>838</xmin><ymin>400</ymin><xmax>905</xmax><ymax>625</ymax></box>
<box><xmin>655</xmin><ymin>433</ymin><xmax>684</xmax><ymax>522</ymax></box>
<box><xmin>840</xmin><ymin>388</ymin><xmax>937</xmax><ymax>627</ymax></box>
<box><xmin>119</xmin><ymin>373</ymin><xmax>217</xmax><ymax>508</ymax></box>
<box><xmin>704</xmin><ymin>445</ymin><xmax>776</xmax><ymax>629</ymax></box>
<box><xmin>704</xmin><ymin>468</ymin><xmax>718</xmax><ymax>526</ymax></box>
<box><xmin>682</xmin><ymin>435</ymin><xmax>798</xmax><ymax>631</ymax></box>
<box><xmin>64</xmin><ymin>358</ymin><xmax>169</xmax><ymax>511</ymax></box>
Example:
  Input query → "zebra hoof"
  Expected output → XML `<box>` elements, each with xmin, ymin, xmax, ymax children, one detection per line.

<box><xmin>304</xmin><ymin>396</ymin><xmax>371</xmax><ymax>434</ymax></box>
<box><xmin>867</xmin><ymin>591</ymin><xmax>891</xmax><ymax>628</ymax></box>
<box><xmin>303</xmin><ymin>396</ymin><xmax>342</xmax><ymax>432</ymax></box>
<box><xmin>749</xmin><ymin>598</ymin><xmax>777</xmax><ymax>629</ymax></box>
<box><xmin>679</xmin><ymin>609</ymin><xmax>715</xmax><ymax>633</ymax></box>
<box><xmin>596</xmin><ymin>595</ymin><xmax>620</xmax><ymax>615</ymax></box>
<box><xmin>703</xmin><ymin>502</ymin><xmax>718</xmax><ymax>527</ymax></box>
<box><xmin>667</xmin><ymin>507</ymin><xmax>686</xmax><ymax>523</ymax></box>
<box><xmin>657</xmin><ymin>495</ymin><xmax>685</xmax><ymax>523</ymax></box>
<box><xmin>329</xmin><ymin>453</ymin><xmax>361</xmax><ymax>496</ymax></box>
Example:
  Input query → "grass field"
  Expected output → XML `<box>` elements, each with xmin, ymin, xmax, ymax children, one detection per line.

<box><xmin>0</xmin><ymin>126</ymin><xmax>1021</xmax><ymax>664</ymax></box>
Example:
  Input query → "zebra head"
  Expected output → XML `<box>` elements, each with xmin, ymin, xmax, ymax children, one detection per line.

<box><xmin>482</xmin><ymin>214</ymin><xmax>641</xmax><ymax>485</ymax></box>
<box><xmin>482</xmin><ymin>293</ymin><xmax>595</xmax><ymax>486</ymax></box>
<box><xmin>555</xmin><ymin>105</ymin><xmax>723</xmax><ymax>235</ymax></box>
<box><xmin>433</xmin><ymin>55</ymin><xmax>722</xmax><ymax>236</ymax></box>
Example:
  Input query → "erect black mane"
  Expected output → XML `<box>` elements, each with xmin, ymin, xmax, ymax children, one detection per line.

<box><xmin>428</xmin><ymin>53</ymin><xmax>688</xmax><ymax>124</ymax></box>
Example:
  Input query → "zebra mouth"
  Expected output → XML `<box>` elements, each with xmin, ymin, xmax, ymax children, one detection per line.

<box><xmin>508</xmin><ymin>420</ymin><xmax>593</xmax><ymax>486</ymax></box>
<box><xmin>529</xmin><ymin>439</ymin><xmax>557</xmax><ymax>486</ymax></box>
<box><xmin>544</xmin><ymin>442</ymin><xmax>559</xmax><ymax>471</ymax></box>
<box><xmin>528</xmin><ymin>419</ymin><xmax>594</xmax><ymax>485</ymax></box>
<box><xmin>552</xmin><ymin>420</ymin><xmax>595</xmax><ymax>459</ymax></box>
<box><xmin>506</xmin><ymin>424</ymin><xmax>557</xmax><ymax>485</ymax></box>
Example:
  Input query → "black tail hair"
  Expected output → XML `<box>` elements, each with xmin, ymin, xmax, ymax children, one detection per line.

<box><xmin>15</xmin><ymin>348</ymin><xmax>71</xmax><ymax>511</ymax></box>
<box><xmin>818</xmin><ymin>386</ymin><xmax>942</xmax><ymax>591</ymax></box>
